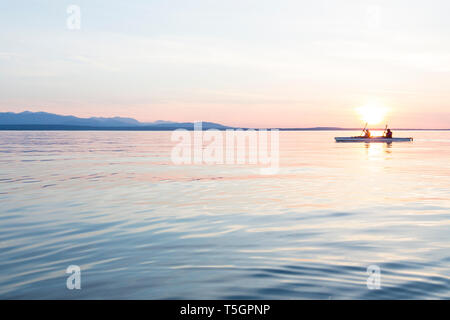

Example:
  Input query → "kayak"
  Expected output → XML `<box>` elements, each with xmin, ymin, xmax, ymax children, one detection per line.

<box><xmin>335</xmin><ymin>137</ymin><xmax>413</xmax><ymax>143</ymax></box>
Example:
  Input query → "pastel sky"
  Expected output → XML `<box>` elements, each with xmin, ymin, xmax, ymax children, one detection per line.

<box><xmin>1</xmin><ymin>0</ymin><xmax>449</xmax><ymax>128</ymax></box>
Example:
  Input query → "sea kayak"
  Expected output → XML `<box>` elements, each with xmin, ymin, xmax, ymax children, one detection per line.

<box><xmin>335</xmin><ymin>137</ymin><xmax>413</xmax><ymax>143</ymax></box>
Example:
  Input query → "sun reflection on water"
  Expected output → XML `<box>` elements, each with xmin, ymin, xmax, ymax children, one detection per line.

<box><xmin>364</xmin><ymin>141</ymin><xmax>393</xmax><ymax>160</ymax></box>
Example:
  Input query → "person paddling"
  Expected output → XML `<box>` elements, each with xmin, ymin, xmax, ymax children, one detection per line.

<box><xmin>384</xmin><ymin>128</ymin><xmax>393</xmax><ymax>138</ymax></box>
<box><xmin>363</xmin><ymin>129</ymin><xmax>371</xmax><ymax>138</ymax></box>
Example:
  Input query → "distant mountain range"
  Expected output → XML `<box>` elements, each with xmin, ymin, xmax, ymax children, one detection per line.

<box><xmin>0</xmin><ymin>111</ymin><xmax>448</xmax><ymax>131</ymax></box>
<box><xmin>0</xmin><ymin>111</ymin><xmax>231</xmax><ymax>130</ymax></box>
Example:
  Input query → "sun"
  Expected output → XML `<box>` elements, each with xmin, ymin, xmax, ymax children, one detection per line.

<box><xmin>356</xmin><ymin>103</ymin><xmax>388</xmax><ymax>125</ymax></box>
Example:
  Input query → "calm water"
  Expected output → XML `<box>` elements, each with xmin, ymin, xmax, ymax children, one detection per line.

<box><xmin>0</xmin><ymin>130</ymin><xmax>449</xmax><ymax>299</ymax></box>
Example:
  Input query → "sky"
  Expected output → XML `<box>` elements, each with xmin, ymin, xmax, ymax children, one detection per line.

<box><xmin>0</xmin><ymin>0</ymin><xmax>449</xmax><ymax>128</ymax></box>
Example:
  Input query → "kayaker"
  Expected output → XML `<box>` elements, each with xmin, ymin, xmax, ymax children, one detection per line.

<box><xmin>363</xmin><ymin>129</ymin><xmax>371</xmax><ymax>138</ymax></box>
<box><xmin>385</xmin><ymin>128</ymin><xmax>393</xmax><ymax>138</ymax></box>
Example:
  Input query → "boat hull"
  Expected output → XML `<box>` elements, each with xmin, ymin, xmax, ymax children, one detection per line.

<box><xmin>335</xmin><ymin>137</ymin><xmax>413</xmax><ymax>143</ymax></box>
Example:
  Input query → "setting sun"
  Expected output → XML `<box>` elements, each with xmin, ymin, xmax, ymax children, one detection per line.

<box><xmin>356</xmin><ymin>104</ymin><xmax>388</xmax><ymax>125</ymax></box>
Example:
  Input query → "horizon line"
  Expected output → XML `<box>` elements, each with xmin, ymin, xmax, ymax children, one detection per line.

<box><xmin>0</xmin><ymin>124</ymin><xmax>449</xmax><ymax>131</ymax></box>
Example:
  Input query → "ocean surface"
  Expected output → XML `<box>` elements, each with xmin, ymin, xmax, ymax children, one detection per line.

<box><xmin>0</xmin><ymin>130</ymin><xmax>449</xmax><ymax>299</ymax></box>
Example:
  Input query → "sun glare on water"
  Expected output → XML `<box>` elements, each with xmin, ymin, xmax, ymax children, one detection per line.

<box><xmin>356</xmin><ymin>103</ymin><xmax>388</xmax><ymax>125</ymax></box>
